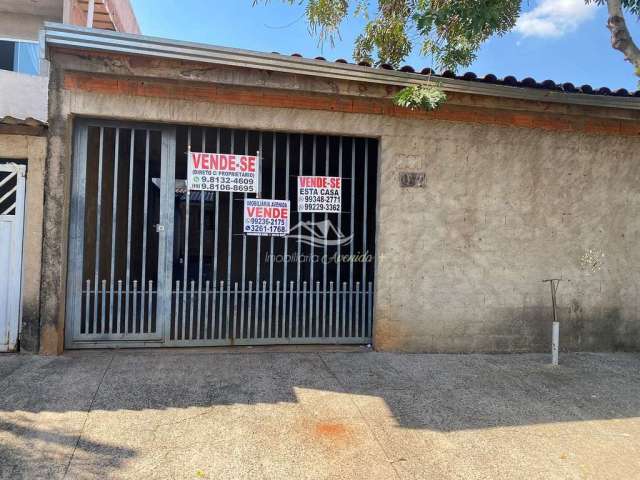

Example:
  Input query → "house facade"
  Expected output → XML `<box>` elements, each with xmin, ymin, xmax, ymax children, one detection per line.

<box><xmin>18</xmin><ymin>23</ymin><xmax>640</xmax><ymax>354</ymax></box>
<box><xmin>0</xmin><ymin>1</ymin><xmax>138</xmax><ymax>352</ymax></box>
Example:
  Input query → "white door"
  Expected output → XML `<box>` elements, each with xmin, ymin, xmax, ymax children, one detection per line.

<box><xmin>0</xmin><ymin>163</ymin><xmax>26</xmax><ymax>352</ymax></box>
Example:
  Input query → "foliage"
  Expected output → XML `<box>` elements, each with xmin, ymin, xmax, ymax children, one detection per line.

<box><xmin>392</xmin><ymin>84</ymin><xmax>447</xmax><ymax>110</ymax></box>
<box><xmin>254</xmin><ymin>0</ymin><xmax>522</xmax><ymax>110</ymax></box>
<box><xmin>413</xmin><ymin>0</ymin><xmax>521</xmax><ymax>72</ymax></box>
<box><xmin>256</xmin><ymin>0</ymin><xmax>522</xmax><ymax>71</ymax></box>
<box><xmin>257</xmin><ymin>0</ymin><xmax>640</xmax><ymax>109</ymax></box>
<box><xmin>588</xmin><ymin>0</ymin><xmax>640</xmax><ymax>16</ymax></box>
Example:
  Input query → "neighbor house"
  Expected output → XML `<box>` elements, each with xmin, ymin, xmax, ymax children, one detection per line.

<box><xmin>0</xmin><ymin>0</ymin><xmax>138</xmax><ymax>352</ymax></box>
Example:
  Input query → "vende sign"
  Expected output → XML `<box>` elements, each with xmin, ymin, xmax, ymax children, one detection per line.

<box><xmin>188</xmin><ymin>152</ymin><xmax>259</xmax><ymax>193</ymax></box>
<box><xmin>244</xmin><ymin>198</ymin><xmax>290</xmax><ymax>236</ymax></box>
<box><xmin>297</xmin><ymin>176</ymin><xmax>342</xmax><ymax>213</ymax></box>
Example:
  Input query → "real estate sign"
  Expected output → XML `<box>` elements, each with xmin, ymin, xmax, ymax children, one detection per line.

<box><xmin>297</xmin><ymin>176</ymin><xmax>342</xmax><ymax>213</ymax></box>
<box><xmin>244</xmin><ymin>198</ymin><xmax>290</xmax><ymax>236</ymax></box>
<box><xmin>188</xmin><ymin>152</ymin><xmax>259</xmax><ymax>193</ymax></box>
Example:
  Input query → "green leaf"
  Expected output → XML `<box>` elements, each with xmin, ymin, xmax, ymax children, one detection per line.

<box><xmin>393</xmin><ymin>84</ymin><xmax>447</xmax><ymax>111</ymax></box>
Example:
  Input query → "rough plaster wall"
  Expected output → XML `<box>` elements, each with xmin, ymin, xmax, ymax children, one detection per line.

<box><xmin>41</xmin><ymin>87</ymin><xmax>640</xmax><ymax>353</ymax></box>
<box><xmin>375</xmin><ymin>122</ymin><xmax>640</xmax><ymax>352</ymax></box>
<box><xmin>0</xmin><ymin>134</ymin><xmax>45</xmax><ymax>352</ymax></box>
<box><xmin>39</xmin><ymin>64</ymin><xmax>70</xmax><ymax>354</ymax></box>
<box><xmin>22</xmin><ymin>136</ymin><xmax>45</xmax><ymax>352</ymax></box>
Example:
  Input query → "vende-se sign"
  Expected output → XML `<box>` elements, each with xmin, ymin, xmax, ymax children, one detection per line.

<box><xmin>297</xmin><ymin>176</ymin><xmax>342</xmax><ymax>213</ymax></box>
<box><xmin>188</xmin><ymin>152</ymin><xmax>259</xmax><ymax>193</ymax></box>
<box><xmin>244</xmin><ymin>199</ymin><xmax>290</xmax><ymax>236</ymax></box>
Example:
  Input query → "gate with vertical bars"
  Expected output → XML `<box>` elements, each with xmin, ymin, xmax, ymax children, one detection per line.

<box><xmin>66</xmin><ymin>120</ymin><xmax>377</xmax><ymax>348</ymax></box>
<box><xmin>0</xmin><ymin>162</ymin><xmax>26</xmax><ymax>352</ymax></box>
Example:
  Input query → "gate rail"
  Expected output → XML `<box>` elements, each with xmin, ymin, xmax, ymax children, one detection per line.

<box><xmin>66</xmin><ymin>120</ymin><xmax>378</xmax><ymax>348</ymax></box>
<box><xmin>167</xmin><ymin>280</ymin><xmax>373</xmax><ymax>345</ymax></box>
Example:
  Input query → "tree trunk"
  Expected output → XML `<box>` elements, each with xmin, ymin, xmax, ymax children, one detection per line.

<box><xmin>606</xmin><ymin>0</ymin><xmax>640</xmax><ymax>74</ymax></box>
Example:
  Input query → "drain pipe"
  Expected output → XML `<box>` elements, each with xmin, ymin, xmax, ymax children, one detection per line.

<box><xmin>542</xmin><ymin>279</ymin><xmax>562</xmax><ymax>365</ymax></box>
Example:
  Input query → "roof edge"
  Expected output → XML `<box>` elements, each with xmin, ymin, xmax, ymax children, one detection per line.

<box><xmin>44</xmin><ymin>22</ymin><xmax>640</xmax><ymax>111</ymax></box>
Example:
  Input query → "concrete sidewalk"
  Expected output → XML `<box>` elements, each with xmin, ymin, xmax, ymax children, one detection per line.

<box><xmin>1</xmin><ymin>351</ymin><xmax>639</xmax><ymax>479</ymax></box>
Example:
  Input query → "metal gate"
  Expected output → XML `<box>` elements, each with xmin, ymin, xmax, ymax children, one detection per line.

<box><xmin>66</xmin><ymin>120</ymin><xmax>377</xmax><ymax>348</ymax></box>
<box><xmin>0</xmin><ymin>162</ymin><xmax>26</xmax><ymax>352</ymax></box>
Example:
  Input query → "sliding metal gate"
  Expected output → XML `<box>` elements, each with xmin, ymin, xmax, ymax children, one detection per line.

<box><xmin>66</xmin><ymin>120</ymin><xmax>377</xmax><ymax>348</ymax></box>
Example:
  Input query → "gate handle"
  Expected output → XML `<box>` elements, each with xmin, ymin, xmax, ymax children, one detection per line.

<box><xmin>154</xmin><ymin>224</ymin><xmax>165</xmax><ymax>233</ymax></box>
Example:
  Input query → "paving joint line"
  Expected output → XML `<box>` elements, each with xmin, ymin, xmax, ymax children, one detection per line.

<box><xmin>62</xmin><ymin>352</ymin><xmax>115</xmax><ymax>479</ymax></box>
<box><xmin>316</xmin><ymin>353</ymin><xmax>404</xmax><ymax>480</ymax></box>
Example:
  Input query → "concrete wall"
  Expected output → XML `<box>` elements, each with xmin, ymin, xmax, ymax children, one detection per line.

<box><xmin>0</xmin><ymin>133</ymin><xmax>46</xmax><ymax>352</ymax></box>
<box><xmin>0</xmin><ymin>0</ymin><xmax>63</xmax><ymax>39</ymax></box>
<box><xmin>0</xmin><ymin>0</ymin><xmax>63</xmax><ymax>19</ymax></box>
<box><xmin>0</xmin><ymin>70</ymin><xmax>49</xmax><ymax>122</ymax></box>
<box><xmin>0</xmin><ymin>13</ymin><xmax>54</xmax><ymax>41</ymax></box>
<box><xmin>39</xmin><ymin>50</ymin><xmax>640</xmax><ymax>353</ymax></box>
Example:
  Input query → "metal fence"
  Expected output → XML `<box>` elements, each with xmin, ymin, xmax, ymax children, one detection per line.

<box><xmin>66</xmin><ymin>120</ymin><xmax>377</xmax><ymax>348</ymax></box>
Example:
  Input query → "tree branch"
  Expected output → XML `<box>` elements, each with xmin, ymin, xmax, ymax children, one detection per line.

<box><xmin>606</xmin><ymin>0</ymin><xmax>640</xmax><ymax>73</ymax></box>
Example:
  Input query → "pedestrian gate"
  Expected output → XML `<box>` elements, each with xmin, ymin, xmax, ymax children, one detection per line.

<box><xmin>66</xmin><ymin>120</ymin><xmax>378</xmax><ymax>348</ymax></box>
<box><xmin>0</xmin><ymin>162</ymin><xmax>26</xmax><ymax>352</ymax></box>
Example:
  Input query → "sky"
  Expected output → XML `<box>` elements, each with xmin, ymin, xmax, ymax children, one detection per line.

<box><xmin>129</xmin><ymin>0</ymin><xmax>640</xmax><ymax>91</ymax></box>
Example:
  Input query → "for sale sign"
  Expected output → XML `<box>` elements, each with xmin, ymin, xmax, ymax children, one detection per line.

<box><xmin>188</xmin><ymin>152</ymin><xmax>259</xmax><ymax>193</ymax></box>
<box><xmin>244</xmin><ymin>199</ymin><xmax>290</xmax><ymax>236</ymax></box>
<box><xmin>297</xmin><ymin>176</ymin><xmax>342</xmax><ymax>213</ymax></box>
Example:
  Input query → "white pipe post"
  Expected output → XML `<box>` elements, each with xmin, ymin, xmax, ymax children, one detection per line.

<box><xmin>543</xmin><ymin>278</ymin><xmax>562</xmax><ymax>366</ymax></box>
<box><xmin>86</xmin><ymin>0</ymin><xmax>95</xmax><ymax>28</ymax></box>
<box><xmin>552</xmin><ymin>321</ymin><xmax>559</xmax><ymax>366</ymax></box>
<box><xmin>256</xmin><ymin>150</ymin><xmax>261</xmax><ymax>199</ymax></box>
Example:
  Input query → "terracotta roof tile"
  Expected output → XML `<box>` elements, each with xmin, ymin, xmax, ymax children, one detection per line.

<box><xmin>277</xmin><ymin>52</ymin><xmax>640</xmax><ymax>97</ymax></box>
